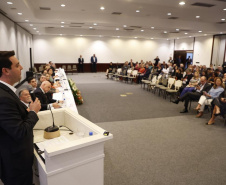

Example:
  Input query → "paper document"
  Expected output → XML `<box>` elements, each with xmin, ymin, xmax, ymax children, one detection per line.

<box><xmin>36</xmin><ymin>136</ymin><xmax>70</xmax><ymax>159</ymax></box>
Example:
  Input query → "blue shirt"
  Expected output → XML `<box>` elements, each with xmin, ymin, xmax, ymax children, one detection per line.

<box><xmin>208</xmin><ymin>86</ymin><xmax>224</xmax><ymax>99</ymax></box>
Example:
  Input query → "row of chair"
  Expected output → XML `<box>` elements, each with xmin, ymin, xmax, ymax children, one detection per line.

<box><xmin>107</xmin><ymin>68</ymin><xmax>183</xmax><ymax>101</ymax></box>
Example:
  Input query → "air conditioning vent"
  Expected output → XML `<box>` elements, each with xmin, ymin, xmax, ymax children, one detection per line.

<box><xmin>71</xmin><ymin>22</ymin><xmax>84</xmax><ymax>24</ymax></box>
<box><xmin>191</xmin><ymin>3</ymin><xmax>215</xmax><ymax>7</ymax></box>
<box><xmin>169</xmin><ymin>31</ymin><xmax>180</xmax><ymax>33</ymax></box>
<box><xmin>216</xmin><ymin>0</ymin><xmax>226</xmax><ymax>2</ymax></box>
<box><xmin>40</xmin><ymin>7</ymin><xmax>51</xmax><ymax>10</ymax></box>
<box><xmin>69</xmin><ymin>25</ymin><xmax>82</xmax><ymax>27</ymax></box>
<box><xmin>130</xmin><ymin>26</ymin><xmax>142</xmax><ymax>28</ymax></box>
<box><xmin>216</xmin><ymin>22</ymin><xmax>226</xmax><ymax>24</ymax></box>
<box><xmin>10</xmin><ymin>8</ymin><xmax>17</xmax><ymax>10</ymax></box>
<box><xmin>124</xmin><ymin>28</ymin><xmax>134</xmax><ymax>31</ymax></box>
<box><xmin>112</xmin><ymin>12</ymin><xmax>122</xmax><ymax>15</ymax></box>
<box><xmin>0</xmin><ymin>9</ymin><xmax>7</xmax><ymax>15</ymax></box>
<box><xmin>168</xmin><ymin>17</ymin><xmax>179</xmax><ymax>19</ymax></box>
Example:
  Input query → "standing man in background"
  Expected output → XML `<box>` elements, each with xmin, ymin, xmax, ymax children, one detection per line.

<box><xmin>154</xmin><ymin>56</ymin><xmax>160</xmax><ymax>67</ymax></box>
<box><xmin>91</xmin><ymin>54</ymin><xmax>97</xmax><ymax>72</ymax></box>
<box><xmin>0</xmin><ymin>51</ymin><xmax>41</xmax><ymax>185</ymax></box>
<box><xmin>78</xmin><ymin>55</ymin><xmax>84</xmax><ymax>73</ymax></box>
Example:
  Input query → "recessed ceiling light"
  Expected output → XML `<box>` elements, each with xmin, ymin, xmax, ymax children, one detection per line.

<box><xmin>141</xmin><ymin>30</ymin><xmax>144</xmax><ymax>32</ymax></box>
<box><xmin>151</xmin><ymin>27</ymin><xmax>154</xmax><ymax>29</ymax></box>
<box><xmin>30</xmin><ymin>24</ymin><xmax>33</xmax><ymax>26</ymax></box>
<box><xmin>60</xmin><ymin>34</ymin><xmax>62</xmax><ymax>36</ymax></box>
<box><xmin>179</xmin><ymin>2</ymin><xmax>185</xmax><ymax>5</ymax></box>
<box><xmin>176</xmin><ymin>29</ymin><xmax>179</xmax><ymax>31</ymax></box>
<box><xmin>204</xmin><ymin>34</ymin><xmax>207</xmax><ymax>36</ymax></box>
<box><xmin>7</xmin><ymin>2</ymin><xmax>13</xmax><ymax>5</ymax></box>
<box><xmin>33</xmin><ymin>28</ymin><xmax>37</xmax><ymax>30</ymax></box>
<box><xmin>196</xmin><ymin>16</ymin><xmax>200</xmax><ymax>18</ymax></box>
<box><xmin>167</xmin><ymin>13</ymin><xmax>172</xmax><ymax>16</ymax></box>
<box><xmin>123</xmin><ymin>25</ymin><xmax>127</xmax><ymax>27</ymax></box>
<box><xmin>151</xmin><ymin>38</ymin><xmax>154</xmax><ymax>39</ymax></box>
<box><xmin>61</xmin><ymin>4</ymin><xmax>65</xmax><ymax>7</ymax></box>
<box><xmin>116</xmin><ymin>28</ymin><xmax>119</xmax><ymax>30</ymax></box>
<box><xmin>25</xmin><ymin>20</ymin><xmax>29</xmax><ymax>22</ymax></box>
<box><xmin>117</xmin><ymin>36</ymin><xmax>120</xmax><ymax>38</ymax></box>
<box><xmin>89</xmin><ymin>27</ymin><xmax>93</xmax><ymax>29</ymax></box>
<box><xmin>167</xmin><ymin>39</ymin><xmax>169</xmax><ymax>40</ymax></box>
<box><xmin>93</xmin><ymin>23</ymin><xmax>97</xmax><ymax>26</ymax></box>
<box><xmin>18</xmin><ymin>13</ymin><xmax>22</xmax><ymax>15</ymax></box>
<box><xmin>198</xmin><ymin>30</ymin><xmax>202</xmax><ymax>33</ymax></box>
<box><xmin>61</xmin><ymin>26</ymin><xmax>64</xmax><ymax>27</ymax></box>
<box><xmin>221</xmin><ymin>19</ymin><xmax>225</xmax><ymax>21</ymax></box>
<box><xmin>134</xmin><ymin>37</ymin><xmax>137</xmax><ymax>39</ymax></box>
<box><xmin>164</xmin><ymin>31</ymin><xmax>167</xmax><ymax>33</ymax></box>
<box><xmin>220</xmin><ymin>32</ymin><xmax>223</xmax><ymax>34</ymax></box>
<box><xmin>36</xmin><ymin>31</ymin><xmax>39</xmax><ymax>33</ymax></box>
<box><xmin>100</xmin><ymin>6</ymin><xmax>105</xmax><ymax>10</ymax></box>
<box><xmin>223</xmin><ymin>8</ymin><xmax>226</xmax><ymax>11</ymax></box>
<box><xmin>99</xmin><ymin>35</ymin><xmax>102</xmax><ymax>37</ymax></box>
<box><xmin>185</xmin><ymin>33</ymin><xmax>188</xmax><ymax>34</ymax></box>
<box><xmin>80</xmin><ymin>35</ymin><xmax>83</xmax><ymax>36</ymax></box>
<box><xmin>177</xmin><ymin>37</ymin><xmax>179</xmax><ymax>39</ymax></box>
<box><xmin>136</xmin><ymin>10</ymin><xmax>140</xmax><ymax>13</ymax></box>
<box><xmin>61</xmin><ymin>22</ymin><xmax>65</xmax><ymax>24</ymax></box>
<box><xmin>189</xmin><ymin>36</ymin><xmax>192</xmax><ymax>37</ymax></box>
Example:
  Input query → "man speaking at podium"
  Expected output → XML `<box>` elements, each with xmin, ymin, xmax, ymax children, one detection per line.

<box><xmin>0</xmin><ymin>51</ymin><xmax>41</xmax><ymax>185</ymax></box>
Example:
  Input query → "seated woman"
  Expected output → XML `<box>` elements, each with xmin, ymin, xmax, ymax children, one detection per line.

<box><xmin>47</xmin><ymin>68</ymin><xmax>54</xmax><ymax>83</ymax></box>
<box><xmin>138</xmin><ymin>64</ymin><xmax>145</xmax><ymax>74</ymax></box>
<box><xmin>207</xmin><ymin>72</ymin><xmax>215</xmax><ymax>86</ymax></box>
<box><xmin>195</xmin><ymin>77</ymin><xmax>224</xmax><ymax>118</ymax></box>
<box><xmin>207</xmin><ymin>91</ymin><xmax>226</xmax><ymax>125</ymax></box>
<box><xmin>106</xmin><ymin>62</ymin><xmax>114</xmax><ymax>79</ymax></box>
<box><xmin>175</xmin><ymin>68</ymin><xmax>183</xmax><ymax>80</ymax></box>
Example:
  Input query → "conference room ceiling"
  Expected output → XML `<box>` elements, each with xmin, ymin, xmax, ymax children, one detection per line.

<box><xmin>0</xmin><ymin>0</ymin><xmax>226</xmax><ymax>40</ymax></box>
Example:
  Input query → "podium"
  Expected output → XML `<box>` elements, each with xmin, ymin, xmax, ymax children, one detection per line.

<box><xmin>33</xmin><ymin>108</ymin><xmax>113</xmax><ymax>185</ymax></box>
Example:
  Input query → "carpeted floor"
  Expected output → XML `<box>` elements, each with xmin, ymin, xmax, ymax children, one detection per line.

<box><xmin>69</xmin><ymin>73</ymin><xmax>226</xmax><ymax>185</ymax></box>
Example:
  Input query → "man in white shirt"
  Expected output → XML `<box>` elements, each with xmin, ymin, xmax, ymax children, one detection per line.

<box><xmin>18</xmin><ymin>89</ymin><xmax>32</xmax><ymax>108</ymax></box>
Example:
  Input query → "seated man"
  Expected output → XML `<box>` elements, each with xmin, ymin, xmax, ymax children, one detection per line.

<box><xmin>18</xmin><ymin>89</ymin><xmax>31</xmax><ymax>108</ymax></box>
<box><xmin>173</xmin><ymin>76</ymin><xmax>211</xmax><ymax>113</ymax></box>
<box><xmin>23</xmin><ymin>77</ymin><xmax>37</xmax><ymax>93</ymax></box>
<box><xmin>37</xmin><ymin>75</ymin><xmax>46</xmax><ymax>88</ymax></box>
<box><xmin>34</xmin><ymin>81</ymin><xmax>62</xmax><ymax>111</ymax></box>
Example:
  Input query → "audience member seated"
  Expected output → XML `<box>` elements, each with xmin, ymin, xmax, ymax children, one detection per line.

<box><xmin>34</xmin><ymin>81</ymin><xmax>62</xmax><ymax>111</ymax></box>
<box><xmin>179</xmin><ymin>71</ymin><xmax>200</xmax><ymax>97</ymax></box>
<box><xmin>23</xmin><ymin>77</ymin><xmax>37</xmax><ymax>93</ymax></box>
<box><xmin>106</xmin><ymin>62</ymin><xmax>114</xmax><ymax>79</ymax></box>
<box><xmin>37</xmin><ymin>75</ymin><xmax>46</xmax><ymax>88</ymax></box>
<box><xmin>49</xmin><ymin>61</ymin><xmax>56</xmax><ymax>76</ymax></box>
<box><xmin>47</xmin><ymin>68</ymin><xmax>54</xmax><ymax>83</ymax></box>
<box><xmin>138</xmin><ymin>64</ymin><xmax>145</xmax><ymax>74</ymax></box>
<box><xmin>175</xmin><ymin>68</ymin><xmax>183</xmax><ymax>80</ymax></box>
<box><xmin>121</xmin><ymin>61</ymin><xmax>129</xmax><ymax>74</ymax></box>
<box><xmin>137</xmin><ymin>64</ymin><xmax>150</xmax><ymax>84</ymax></box>
<box><xmin>173</xmin><ymin>76</ymin><xmax>211</xmax><ymax>113</ymax></box>
<box><xmin>18</xmin><ymin>89</ymin><xmax>32</xmax><ymax>109</ymax></box>
<box><xmin>207</xmin><ymin>90</ymin><xmax>226</xmax><ymax>125</ymax></box>
<box><xmin>207</xmin><ymin>72</ymin><xmax>216</xmax><ymax>86</ymax></box>
<box><xmin>194</xmin><ymin>77</ymin><xmax>224</xmax><ymax>118</ymax></box>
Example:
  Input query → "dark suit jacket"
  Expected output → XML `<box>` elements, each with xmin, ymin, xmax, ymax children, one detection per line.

<box><xmin>91</xmin><ymin>56</ymin><xmax>97</xmax><ymax>63</ymax></box>
<box><xmin>0</xmin><ymin>83</ymin><xmax>39</xmax><ymax>183</ymax></box>
<box><xmin>199</xmin><ymin>83</ymin><xmax>212</xmax><ymax>94</ymax></box>
<box><xmin>34</xmin><ymin>87</ymin><xmax>56</xmax><ymax>111</ymax></box>
<box><xmin>78</xmin><ymin>58</ymin><xmax>84</xmax><ymax>64</ymax></box>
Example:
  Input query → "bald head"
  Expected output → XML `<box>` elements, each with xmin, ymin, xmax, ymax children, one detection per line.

<box><xmin>40</xmin><ymin>81</ymin><xmax>51</xmax><ymax>93</ymax></box>
<box><xmin>200</xmin><ymin>76</ymin><xmax>207</xmax><ymax>85</ymax></box>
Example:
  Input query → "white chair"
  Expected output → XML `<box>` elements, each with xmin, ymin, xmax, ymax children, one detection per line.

<box><xmin>166</xmin><ymin>80</ymin><xmax>182</xmax><ymax>101</ymax></box>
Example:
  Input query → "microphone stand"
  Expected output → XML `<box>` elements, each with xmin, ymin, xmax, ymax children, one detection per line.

<box><xmin>44</xmin><ymin>105</ymin><xmax>60</xmax><ymax>139</ymax></box>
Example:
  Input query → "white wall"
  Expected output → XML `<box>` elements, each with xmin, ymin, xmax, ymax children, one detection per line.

<box><xmin>193</xmin><ymin>36</ymin><xmax>213</xmax><ymax>67</ymax></box>
<box><xmin>33</xmin><ymin>35</ymin><xmax>171</xmax><ymax>64</ymax></box>
<box><xmin>0</xmin><ymin>14</ymin><xmax>32</xmax><ymax>81</ymax></box>
<box><xmin>175</xmin><ymin>38</ymin><xmax>194</xmax><ymax>51</ymax></box>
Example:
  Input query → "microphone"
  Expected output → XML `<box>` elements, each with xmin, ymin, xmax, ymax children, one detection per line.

<box><xmin>43</xmin><ymin>105</ymin><xmax>60</xmax><ymax>139</ymax></box>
